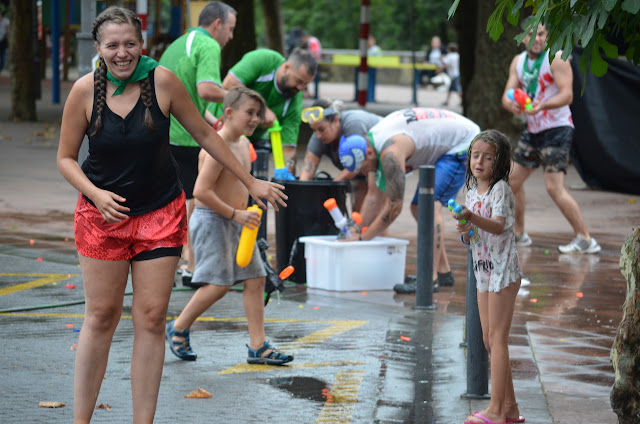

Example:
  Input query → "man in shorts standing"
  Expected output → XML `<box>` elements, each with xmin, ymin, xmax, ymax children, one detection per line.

<box><xmin>337</xmin><ymin>107</ymin><xmax>481</xmax><ymax>294</ymax></box>
<box><xmin>503</xmin><ymin>19</ymin><xmax>600</xmax><ymax>254</ymax></box>
<box><xmin>159</xmin><ymin>2</ymin><xmax>237</xmax><ymax>281</ymax></box>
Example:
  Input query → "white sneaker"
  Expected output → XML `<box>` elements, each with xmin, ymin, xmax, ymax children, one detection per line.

<box><xmin>558</xmin><ymin>235</ymin><xmax>601</xmax><ymax>254</ymax></box>
<box><xmin>515</xmin><ymin>232</ymin><xmax>532</xmax><ymax>247</ymax></box>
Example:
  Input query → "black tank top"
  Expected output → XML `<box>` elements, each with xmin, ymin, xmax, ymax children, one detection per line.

<box><xmin>82</xmin><ymin>68</ymin><xmax>182</xmax><ymax>216</ymax></box>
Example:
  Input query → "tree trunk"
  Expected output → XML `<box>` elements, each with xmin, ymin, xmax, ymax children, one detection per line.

<box><xmin>220</xmin><ymin>0</ymin><xmax>256</xmax><ymax>78</ymax></box>
<box><xmin>259</xmin><ymin>0</ymin><xmax>284</xmax><ymax>55</ymax></box>
<box><xmin>454</xmin><ymin>1</ymin><xmax>521</xmax><ymax>141</ymax></box>
<box><xmin>611</xmin><ymin>227</ymin><xmax>640</xmax><ymax>423</ymax></box>
<box><xmin>9</xmin><ymin>0</ymin><xmax>37</xmax><ymax>121</ymax></box>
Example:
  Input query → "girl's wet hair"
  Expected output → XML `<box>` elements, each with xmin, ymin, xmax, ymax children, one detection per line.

<box><xmin>90</xmin><ymin>6</ymin><xmax>154</xmax><ymax>136</ymax></box>
<box><xmin>223</xmin><ymin>86</ymin><xmax>267</xmax><ymax>120</ymax></box>
<box><xmin>464</xmin><ymin>129</ymin><xmax>513</xmax><ymax>191</ymax></box>
<box><xmin>311</xmin><ymin>98</ymin><xmax>344</xmax><ymax>122</ymax></box>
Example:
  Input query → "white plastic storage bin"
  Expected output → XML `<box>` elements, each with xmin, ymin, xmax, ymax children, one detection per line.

<box><xmin>299</xmin><ymin>235</ymin><xmax>409</xmax><ymax>291</ymax></box>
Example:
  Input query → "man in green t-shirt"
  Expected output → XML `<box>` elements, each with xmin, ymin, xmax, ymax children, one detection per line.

<box><xmin>159</xmin><ymin>1</ymin><xmax>236</xmax><ymax>282</ymax></box>
<box><xmin>221</xmin><ymin>48</ymin><xmax>317</xmax><ymax>175</ymax></box>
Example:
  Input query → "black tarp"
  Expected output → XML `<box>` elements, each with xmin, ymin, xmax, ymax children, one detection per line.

<box><xmin>570</xmin><ymin>48</ymin><xmax>640</xmax><ymax>195</ymax></box>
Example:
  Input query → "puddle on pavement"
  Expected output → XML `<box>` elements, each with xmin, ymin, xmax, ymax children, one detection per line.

<box><xmin>0</xmin><ymin>218</ymin><xmax>631</xmax><ymax>393</ymax></box>
<box><xmin>267</xmin><ymin>376</ymin><xmax>330</xmax><ymax>403</ymax></box>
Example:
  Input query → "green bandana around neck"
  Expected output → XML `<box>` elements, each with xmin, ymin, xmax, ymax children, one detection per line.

<box><xmin>366</xmin><ymin>131</ymin><xmax>387</xmax><ymax>193</ymax></box>
<box><xmin>105</xmin><ymin>55</ymin><xmax>159</xmax><ymax>96</ymax></box>
<box><xmin>522</xmin><ymin>53</ymin><xmax>545</xmax><ymax>99</ymax></box>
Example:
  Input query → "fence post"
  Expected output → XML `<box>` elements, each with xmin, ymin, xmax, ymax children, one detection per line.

<box><xmin>414</xmin><ymin>166</ymin><xmax>436</xmax><ymax>310</ymax></box>
<box><xmin>461</xmin><ymin>247</ymin><xmax>490</xmax><ymax>399</ymax></box>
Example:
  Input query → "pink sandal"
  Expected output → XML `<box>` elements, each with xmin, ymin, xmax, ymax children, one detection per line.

<box><xmin>464</xmin><ymin>411</ymin><xmax>507</xmax><ymax>424</ymax></box>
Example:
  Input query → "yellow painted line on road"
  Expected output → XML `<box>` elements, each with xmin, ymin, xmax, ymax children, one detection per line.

<box><xmin>0</xmin><ymin>273</ymin><xmax>77</xmax><ymax>296</ymax></box>
<box><xmin>0</xmin><ymin>313</ymin><xmax>366</xmax><ymax>332</ymax></box>
<box><xmin>0</xmin><ymin>312</ymin><xmax>86</xmax><ymax>319</ymax></box>
<box><xmin>316</xmin><ymin>369</ymin><xmax>365</xmax><ymax>423</ymax></box>
<box><xmin>219</xmin><ymin>360</ymin><xmax>365</xmax><ymax>375</ymax></box>
<box><xmin>217</xmin><ymin>319</ymin><xmax>367</xmax><ymax>374</ymax></box>
<box><xmin>279</xmin><ymin>320</ymin><xmax>368</xmax><ymax>351</ymax></box>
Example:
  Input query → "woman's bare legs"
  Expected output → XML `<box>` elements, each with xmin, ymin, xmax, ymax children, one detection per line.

<box><xmin>129</xmin><ymin>255</ymin><xmax>179</xmax><ymax>424</ymax></box>
<box><xmin>465</xmin><ymin>280</ymin><xmax>520</xmax><ymax>423</ymax></box>
<box><xmin>73</xmin><ymin>255</ymin><xmax>130</xmax><ymax>423</ymax></box>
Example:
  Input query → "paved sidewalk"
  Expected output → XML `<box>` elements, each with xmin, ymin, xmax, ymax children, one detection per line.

<box><xmin>0</xmin><ymin>75</ymin><xmax>636</xmax><ymax>423</ymax></box>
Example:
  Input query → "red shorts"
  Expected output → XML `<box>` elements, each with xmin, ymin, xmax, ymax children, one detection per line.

<box><xmin>74</xmin><ymin>192</ymin><xmax>187</xmax><ymax>261</ymax></box>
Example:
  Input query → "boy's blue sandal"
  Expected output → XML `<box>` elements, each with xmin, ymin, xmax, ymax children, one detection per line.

<box><xmin>165</xmin><ymin>320</ymin><xmax>197</xmax><ymax>361</ymax></box>
<box><xmin>247</xmin><ymin>341</ymin><xmax>293</xmax><ymax>365</ymax></box>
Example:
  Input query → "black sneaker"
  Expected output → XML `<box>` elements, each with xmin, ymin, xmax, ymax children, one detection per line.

<box><xmin>393</xmin><ymin>280</ymin><xmax>416</xmax><ymax>294</ymax></box>
<box><xmin>393</xmin><ymin>276</ymin><xmax>439</xmax><ymax>294</ymax></box>
<box><xmin>437</xmin><ymin>271</ymin><xmax>455</xmax><ymax>287</ymax></box>
<box><xmin>182</xmin><ymin>271</ymin><xmax>205</xmax><ymax>289</ymax></box>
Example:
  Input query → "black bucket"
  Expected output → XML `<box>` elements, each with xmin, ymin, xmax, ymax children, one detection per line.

<box><xmin>274</xmin><ymin>177</ymin><xmax>349</xmax><ymax>284</ymax></box>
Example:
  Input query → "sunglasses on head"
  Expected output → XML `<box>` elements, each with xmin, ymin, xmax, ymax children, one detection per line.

<box><xmin>301</xmin><ymin>106</ymin><xmax>336</xmax><ymax>123</ymax></box>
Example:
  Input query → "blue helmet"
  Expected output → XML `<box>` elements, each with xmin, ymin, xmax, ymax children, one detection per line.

<box><xmin>338</xmin><ymin>134</ymin><xmax>367</xmax><ymax>172</ymax></box>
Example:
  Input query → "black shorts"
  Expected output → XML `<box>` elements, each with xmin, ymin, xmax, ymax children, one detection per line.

<box><xmin>513</xmin><ymin>126</ymin><xmax>574</xmax><ymax>173</ymax></box>
<box><xmin>170</xmin><ymin>144</ymin><xmax>201</xmax><ymax>199</ymax></box>
<box><xmin>449</xmin><ymin>76</ymin><xmax>461</xmax><ymax>93</ymax></box>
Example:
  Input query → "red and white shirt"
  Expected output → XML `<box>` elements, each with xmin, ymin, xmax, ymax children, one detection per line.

<box><xmin>516</xmin><ymin>51</ymin><xmax>574</xmax><ymax>134</ymax></box>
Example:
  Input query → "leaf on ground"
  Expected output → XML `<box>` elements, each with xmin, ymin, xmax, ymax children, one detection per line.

<box><xmin>96</xmin><ymin>403</ymin><xmax>112</xmax><ymax>411</ymax></box>
<box><xmin>184</xmin><ymin>387</ymin><xmax>214</xmax><ymax>398</ymax></box>
<box><xmin>38</xmin><ymin>401</ymin><xmax>66</xmax><ymax>408</ymax></box>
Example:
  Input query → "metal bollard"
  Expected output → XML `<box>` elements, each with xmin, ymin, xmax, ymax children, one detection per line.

<box><xmin>415</xmin><ymin>166</ymin><xmax>436</xmax><ymax>310</ymax></box>
<box><xmin>460</xmin><ymin>247</ymin><xmax>490</xmax><ymax>399</ymax></box>
<box><xmin>252</xmin><ymin>142</ymin><xmax>270</xmax><ymax>241</ymax></box>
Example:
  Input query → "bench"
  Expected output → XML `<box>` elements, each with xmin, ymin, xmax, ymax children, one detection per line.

<box><xmin>315</xmin><ymin>54</ymin><xmax>437</xmax><ymax>104</ymax></box>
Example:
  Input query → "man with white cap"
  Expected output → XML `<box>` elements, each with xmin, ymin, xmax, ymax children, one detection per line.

<box><xmin>339</xmin><ymin>107</ymin><xmax>480</xmax><ymax>294</ymax></box>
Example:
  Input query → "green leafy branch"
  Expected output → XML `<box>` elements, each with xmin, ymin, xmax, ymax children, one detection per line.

<box><xmin>449</xmin><ymin>0</ymin><xmax>640</xmax><ymax>77</ymax></box>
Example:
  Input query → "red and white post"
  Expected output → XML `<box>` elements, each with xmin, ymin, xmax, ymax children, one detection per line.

<box><xmin>357</xmin><ymin>0</ymin><xmax>370</xmax><ymax>106</ymax></box>
<box><xmin>137</xmin><ymin>0</ymin><xmax>148</xmax><ymax>55</ymax></box>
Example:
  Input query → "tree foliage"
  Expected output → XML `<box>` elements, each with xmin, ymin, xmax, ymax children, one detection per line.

<box><xmin>449</xmin><ymin>0</ymin><xmax>640</xmax><ymax>77</ymax></box>
<box><xmin>220</xmin><ymin>0</ymin><xmax>257</xmax><ymax>77</ymax></box>
<box><xmin>260</xmin><ymin>0</ymin><xmax>452</xmax><ymax>51</ymax></box>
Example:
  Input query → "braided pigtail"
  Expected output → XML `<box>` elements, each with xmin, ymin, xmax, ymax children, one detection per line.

<box><xmin>139</xmin><ymin>77</ymin><xmax>156</xmax><ymax>132</ymax></box>
<box><xmin>90</xmin><ymin>57</ymin><xmax>108</xmax><ymax>137</ymax></box>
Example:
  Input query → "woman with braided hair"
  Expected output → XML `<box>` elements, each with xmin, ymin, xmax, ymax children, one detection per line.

<box><xmin>56</xmin><ymin>6</ymin><xmax>286</xmax><ymax>423</ymax></box>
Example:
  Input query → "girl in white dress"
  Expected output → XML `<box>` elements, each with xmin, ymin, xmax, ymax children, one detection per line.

<box><xmin>453</xmin><ymin>129</ymin><xmax>524</xmax><ymax>424</ymax></box>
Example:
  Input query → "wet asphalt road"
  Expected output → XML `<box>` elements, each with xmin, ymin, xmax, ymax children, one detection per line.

<box><xmin>0</xmin><ymin>225</ymin><xmax>630</xmax><ymax>423</ymax></box>
<box><xmin>1</xmin><ymin>76</ymin><xmax>637</xmax><ymax>423</ymax></box>
<box><xmin>0</xmin><ymin>240</ymin><xmax>438</xmax><ymax>423</ymax></box>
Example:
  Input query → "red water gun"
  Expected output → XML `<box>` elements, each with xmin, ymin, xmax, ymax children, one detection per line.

<box><xmin>507</xmin><ymin>88</ymin><xmax>532</xmax><ymax>111</ymax></box>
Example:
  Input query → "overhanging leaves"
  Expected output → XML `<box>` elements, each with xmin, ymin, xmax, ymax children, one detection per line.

<box><xmin>449</xmin><ymin>0</ymin><xmax>640</xmax><ymax>79</ymax></box>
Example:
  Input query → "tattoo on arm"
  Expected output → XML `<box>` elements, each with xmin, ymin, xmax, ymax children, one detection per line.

<box><xmin>380</xmin><ymin>138</ymin><xmax>398</xmax><ymax>152</ymax></box>
<box><xmin>381</xmin><ymin>151</ymin><xmax>405</xmax><ymax>205</ymax></box>
<box><xmin>302</xmin><ymin>157</ymin><xmax>316</xmax><ymax>175</ymax></box>
<box><xmin>381</xmin><ymin>200</ymin><xmax>402</xmax><ymax>223</ymax></box>
<box><xmin>379</xmin><ymin>151</ymin><xmax>405</xmax><ymax>224</ymax></box>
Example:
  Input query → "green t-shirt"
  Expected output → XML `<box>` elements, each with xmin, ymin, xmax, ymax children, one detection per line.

<box><xmin>159</xmin><ymin>28</ymin><xmax>222</xmax><ymax>147</ymax></box>
<box><xmin>226</xmin><ymin>49</ymin><xmax>303</xmax><ymax>146</ymax></box>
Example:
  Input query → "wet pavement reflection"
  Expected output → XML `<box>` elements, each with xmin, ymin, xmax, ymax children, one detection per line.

<box><xmin>268</xmin><ymin>376</ymin><xmax>330</xmax><ymax>403</ymax></box>
<box><xmin>328</xmin><ymin>230</ymin><xmax>627</xmax><ymax>423</ymax></box>
<box><xmin>0</xmin><ymin>220</ymin><xmax>630</xmax><ymax>423</ymax></box>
